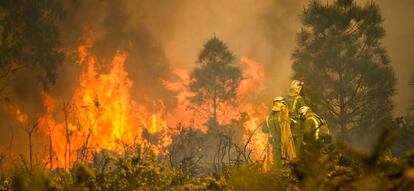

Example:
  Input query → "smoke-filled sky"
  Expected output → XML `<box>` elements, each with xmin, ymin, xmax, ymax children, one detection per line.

<box><xmin>116</xmin><ymin>0</ymin><xmax>413</xmax><ymax>115</ymax></box>
<box><xmin>10</xmin><ymin>0</ymin><xmax>412</xmax><ymax>116</ymax></box>
<box><xmin>0</xmin><ymin>0</ymin><xmax>413</xmax><ymax>156</ymax></box>
<box><xmin>378</xmin><ymin>0</ymin><xmax>414</xmax><ymax>115</ymax></box>
<box><xmin>128</xmin><ymin>0</ymin><xmax>306</xmax><ymax>101</ymax></box>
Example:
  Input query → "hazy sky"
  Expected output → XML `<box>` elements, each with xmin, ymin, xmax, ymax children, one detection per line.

<box><xmin>378</xmin><ymin>0</ymin><xmax>414</xmax><ymax>115</ymax></box>
<box><xmin>124</xmin><ymin>0</ymin><xmax>413</xmax><ymax>115</ymax></box>
<box><xmin>0</xmin><ymin>0</ymin><xmax>412</xmax><ymax>157</ymax></box>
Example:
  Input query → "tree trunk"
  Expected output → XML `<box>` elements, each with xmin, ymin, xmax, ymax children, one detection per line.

<box><xmin>63</xmin><ymin>101</ymin><xmax>70</xmax><ymax>169</ymax></box>
<box><xmin>338</xmin><ymin>67</ymin><xmax>348</xmax><ymax>140</ymax></box>
<box><xmin>49</xmin><ymin>133</ymin><xmax>53</xmax><ymax>170</ymax></box>
<box><xmin>213</xmin><ymin>88</ymin><xmax>217</xmax><ymax>124</ymax></box>
<box><xmin>28</xmin><ymin>132</ymin><xmax>32</xmax><ymax>171</ymax></box>
<box><xmin>8</xmin><ymin>126</ymin><xmax>14</xmax><ymax>159</ymax></box>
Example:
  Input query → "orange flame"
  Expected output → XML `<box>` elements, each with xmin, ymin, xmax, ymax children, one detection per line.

<box><xmin>37</xmin><ymin>33</ymin><xmax>174</xmax><ymax>168</ymax></box>
<box><xmin>73</xmin><ymin>50</ymin><xmax>135</xmax><ymax>150</ymax></box>
<box><xmin>30</xmin><ymin>31</ymin><xmax>273</xmax><ymax>169</ymax></box>
<box><xmin>164</xmin><ymin>56</ymin><xmax>270</xmax><ymax>161</ymax></box>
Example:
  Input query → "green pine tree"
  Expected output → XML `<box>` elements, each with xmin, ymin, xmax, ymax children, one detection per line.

<box><xmin>190</xmin><ymin>36</ymin><xmax>242</xmax><ymax>126</ymax></box>
<box><xmin>291</xmin><ymin>0</ymin><xmax>395</xmax><ymax>141</ymax></box>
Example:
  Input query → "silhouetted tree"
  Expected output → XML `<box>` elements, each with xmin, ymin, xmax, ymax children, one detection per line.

<box><xmin>190</xmin><ymin>36</ymin><xmax>242</xmax><ymax>125</ymax></box>
<box><xmin>410</xmin><ymin>72</ymin><xmax>414</xmax><ymax>110</ymax></box>
<box><xmin>0</xmin><ymin>0</ymin><xmax>64</xmax><ymax>93</ymax></box>
<box><xmin>24</xmin><ymin>121</ymin><xmax>39</xmax><ymax>171</ymax></box>
<box><xmin>292</xmin><ymin>0</ymin><xmax>395</xmax><ymax>141</ymax></box>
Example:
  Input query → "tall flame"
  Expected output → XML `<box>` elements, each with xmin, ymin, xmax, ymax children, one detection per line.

<box><xmin>7</xmin><ymin>32</ymin><xmax>273</xmax><ymax>169</ymax></box>
<box><xmin>36</xmin><ymin>33</ymin><xmax>173</xmax><ymax>168</ymax></box>
<box><xmin>73</xmin><ymin>49</ymin><xmax>134</xmax><ymax>150</ymax></box>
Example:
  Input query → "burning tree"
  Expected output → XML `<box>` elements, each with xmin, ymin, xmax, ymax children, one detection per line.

<box><xmin>292</xmin><ymin>0</ymin><xmax>396</xmax><ymax>142</ymax></box>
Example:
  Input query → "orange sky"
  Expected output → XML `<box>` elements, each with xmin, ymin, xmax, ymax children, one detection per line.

<box><xmin>125</xmin><ymin>0</ymin><xmax>413</xmax><ymax>115</ymax></box>
<box><xmin>0</xmin><ymin>0</ymin><xmax>412</xmax><ymax>158</ymax></box>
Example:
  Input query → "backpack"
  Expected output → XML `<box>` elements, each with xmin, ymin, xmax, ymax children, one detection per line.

<box><xmin>309</xmin><ymin>115</ymin><xmax>330</xmax><ymax>140</ymax></box>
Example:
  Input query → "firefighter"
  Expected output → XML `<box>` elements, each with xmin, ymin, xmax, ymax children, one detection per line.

<box><xmin>262</xmin><ymin>97</ymin><xmax>296</xmax><ymax>166</ymax></box>
<box><xmin>297</xmin><ymin>106</ymin><xmax>331</xmax><ymax>157</ymax></box>
<box><xmin>286</xmin><ymin>80</ymin><xmax>307</xmax><ymax>156</ymax></box>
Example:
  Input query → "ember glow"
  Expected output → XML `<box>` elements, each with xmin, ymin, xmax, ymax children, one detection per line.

<box><xmin>14</xmin><ymin>107</ymin><xmax>28</xmax><ymax>124</ymax></box>
<box><xmin>2</xmin><ymin>103</ymin><xmax>29</xmax><ymax>126</ymax></box>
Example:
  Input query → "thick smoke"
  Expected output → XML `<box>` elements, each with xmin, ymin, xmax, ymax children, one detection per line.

<box><xmin>57</xmin><ymin>0</ymin><xmax>414</xmax><ymax>114</ymax></box>
<box><xmin>57</xmin><ymin>0</ymin><xmax>175</xmax><ymax>107</ymax></box>
<box><xmin>0</xmin><ymin>0</ymin><xmax>413</xmax><ymax>158</ymax></box>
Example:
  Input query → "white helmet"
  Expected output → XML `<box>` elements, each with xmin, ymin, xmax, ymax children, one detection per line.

<box><xmin>272</xmin><ymin>96</ymin><xmax>287</xmax><ymax>111</ymax></box>
<box><xmin>290</xmin><ymin>80</ymin><xmax>304</xmax><ymax>90</ymax></box>
<box><xmin>273</xmin><ymin>96</ymin><xmax>287</xmax><ymax>105</ymax></box>
<box><xmin>298</xmin><ymin>106</ymin><xmax>311</xmax><ymax>118</ymax></box>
